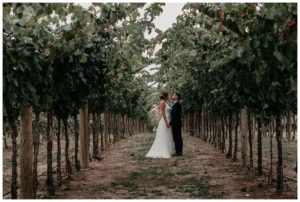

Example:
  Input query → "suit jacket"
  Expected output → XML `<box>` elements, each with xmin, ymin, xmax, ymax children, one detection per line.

<box><xmin>170</xmin><ymin>101</ymin><xmax>182</xmax><ymax>128</ymax></box>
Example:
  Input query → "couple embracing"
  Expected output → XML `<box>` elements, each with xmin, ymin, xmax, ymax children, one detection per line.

<box><xmin>146</xmin><ymin>92</ymin><xmax>183</xmax><ymax>158</ymax></box>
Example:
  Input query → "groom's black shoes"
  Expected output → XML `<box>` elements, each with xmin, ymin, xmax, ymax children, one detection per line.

<box><xmin>172</xmin><ymin>152</ymin><xmax>183</xmax><ymax>157</ymax></box>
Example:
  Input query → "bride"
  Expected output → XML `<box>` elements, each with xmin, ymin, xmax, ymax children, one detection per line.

<box><xmin>146</xmin><ymin>92</ymin><xmax>175</xmax><ymax>158</ymax></box>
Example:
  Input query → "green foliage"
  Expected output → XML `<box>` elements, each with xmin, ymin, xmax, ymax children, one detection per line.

<box><xmin>3</xmin><ymin>3</ymin><xmax>165</xmax><ymax>128</ymax></box>
<box><xmin>153</xmin><ymin>3</ymin><xmax>297</xmax><ymax>118</ymax></box>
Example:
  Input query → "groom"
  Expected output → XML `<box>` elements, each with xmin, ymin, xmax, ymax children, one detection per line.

<box><xmin>170</xmin><ymin>92</ymin><xmax>183</xmax><ymax>156</ymax></box>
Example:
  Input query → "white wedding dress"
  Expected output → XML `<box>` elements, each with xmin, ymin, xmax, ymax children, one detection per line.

<box><xmin>146</xmin><ymin>102</ymin><xmax>175</xmax><ymax>158</ymax></box>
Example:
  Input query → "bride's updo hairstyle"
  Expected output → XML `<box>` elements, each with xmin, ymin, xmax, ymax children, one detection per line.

<box><xmin>160</xmin><ymin>92</ymin><xmax>168</xmax><ymax>100</ymax></box>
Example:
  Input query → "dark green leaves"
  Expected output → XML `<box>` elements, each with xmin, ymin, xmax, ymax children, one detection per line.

<box><xmin>153</xmin><ymin>3</ymin><xmax>296</xmax><ymax>117</ymax></box>
<box><xmin>79</xmin><ymin>54</ymin><xmax>88</xmax><ymax>63</ymax></box>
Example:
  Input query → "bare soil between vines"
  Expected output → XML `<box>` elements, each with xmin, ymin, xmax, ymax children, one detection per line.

<box><xmin>47</xmin><ymin>132</ymin><xmax>297</xmax><ymax>199</ymax></box>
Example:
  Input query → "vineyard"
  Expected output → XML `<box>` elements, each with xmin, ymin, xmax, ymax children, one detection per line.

<box><xmin>2</xmin><ymin>3</ymin><xmax>297</xmax><ymax>199</ymax></box>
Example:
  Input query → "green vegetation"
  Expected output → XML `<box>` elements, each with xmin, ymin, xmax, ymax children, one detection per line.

<box><xmin>2</xmin><ymin>2</ymin><xmax>297</xmax><ymax>199</ymax></box>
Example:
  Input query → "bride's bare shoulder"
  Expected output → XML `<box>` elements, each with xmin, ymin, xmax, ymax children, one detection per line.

<box><xmin>159</xmin><ymin>101</ymin><xmax>166</xmax><ymax>110</ymax></box>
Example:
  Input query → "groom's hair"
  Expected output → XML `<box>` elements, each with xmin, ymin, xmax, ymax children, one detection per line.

<box><xmin>175</xmin><ymin>92</ymin><xmax>181</xmax><ymax>100</ymax></box>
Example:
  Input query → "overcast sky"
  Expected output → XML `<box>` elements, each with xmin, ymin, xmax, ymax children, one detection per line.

<box><xmin>145</xmin><ymin>3</ymin><xmax>184</xmax><ymax>40</ymax></box>
<box><xmin>144</xmin><ymin>3</ymin><xmax>184</xmax><ymax>77</ymax></box>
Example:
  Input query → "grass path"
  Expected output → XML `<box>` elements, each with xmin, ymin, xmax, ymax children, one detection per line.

<box><xmin>53</xmin><ymin>132</ymin><xmax>296</xmax><ymax>199</ymax></box>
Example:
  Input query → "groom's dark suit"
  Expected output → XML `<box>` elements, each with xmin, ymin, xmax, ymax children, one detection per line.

<box><xmin>170</xmin><ymin>101</ymin><xmax>183</xmax><ymax>154</ymax></box>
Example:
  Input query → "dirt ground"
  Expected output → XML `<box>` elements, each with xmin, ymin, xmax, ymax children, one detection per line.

<box><xmin>43</xmin><ymin>132</ymin><xmax>297</xmax><ymax>199</ymax></box>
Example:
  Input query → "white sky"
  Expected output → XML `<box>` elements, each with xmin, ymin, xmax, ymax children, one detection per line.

<box><xmin>144</xmin><ymin>3</ymin><xmax>184</xmax><ymax>76</ymax></box>
<box><xmin>145</xmin><ymin>3</ymin><xmax>184</xmax><ymax>40</ymax></box>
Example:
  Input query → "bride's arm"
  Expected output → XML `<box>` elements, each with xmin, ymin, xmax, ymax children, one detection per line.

<box><xmin>160</xmin><ymin>101</ymin><xmax>170</xmax><ymax>128</ymax></box>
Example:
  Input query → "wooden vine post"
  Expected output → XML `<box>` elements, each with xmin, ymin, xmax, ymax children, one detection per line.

<box><xmin>20</xmin><ymin>106</ymin><xmax>33</xmax><ymax>198</ymax></box>
<box><xmin>80</xmin><ymin>102</ymin><xmax>89</xmax><ymax>168</ymax></box>
<box><xmin>240</xmin><ymin>107</ymin><xmax>248</xmax><ymax>168</ymax></box>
